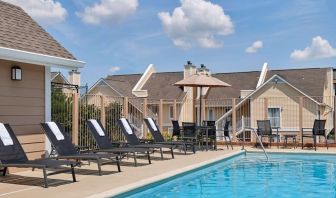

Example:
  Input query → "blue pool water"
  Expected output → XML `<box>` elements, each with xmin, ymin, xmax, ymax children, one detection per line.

<box><xmin>116</xmin><ymin>152</ymin><xmax>336</xmax><ymax>198</ymax></box>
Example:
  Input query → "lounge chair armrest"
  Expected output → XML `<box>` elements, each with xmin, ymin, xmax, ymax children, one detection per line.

<box><xmin>1</xmin><ymin>163</ymin><xmax>45</xmax><ymax>169</ymax></box>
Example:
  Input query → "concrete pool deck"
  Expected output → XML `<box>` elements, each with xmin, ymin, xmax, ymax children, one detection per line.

<box><xmin>0</xmin><ymin>146</ymin><xmax>334</xmax><ymax>198</ymax></box>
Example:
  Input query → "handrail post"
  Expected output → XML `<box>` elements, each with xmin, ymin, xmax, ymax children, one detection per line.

<box><xmin>242</xmin><ymin>116</ymin><xmax>245</xmax><ymax>150</ymax></box>
<box><xmin>143</xmin><ymin>98</ymin><xmax>148</xmax><ymax>138</ymax></box>
<box><xmin>232</xmin><ymin>98</ymin><xmax>237</xmax><ymax>142</ymax></box>
<box><xmin>100</xmin><ymin>95</ymin><xmax>105</xmax><ymax>127</ymax></box>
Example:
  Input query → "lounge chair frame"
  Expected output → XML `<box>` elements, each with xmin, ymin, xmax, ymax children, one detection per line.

<box><xmin>0</xmin><ymin>124</ymin><xmax>76</xmax><ymax>188</ymax></box>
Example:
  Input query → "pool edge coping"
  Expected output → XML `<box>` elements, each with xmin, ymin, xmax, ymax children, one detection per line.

<box><xmin>86</xmin><ymin>150</ymin><xmax>244</xmax><ymax>198</ymax></box>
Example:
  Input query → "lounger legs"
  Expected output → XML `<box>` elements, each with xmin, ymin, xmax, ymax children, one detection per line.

<box><xmin>43</xmin><ymin>168</ymin><xmax>48</xmax><ymax>188</ymax></box>
<box><xmin>171</xmin><ymin>147</ymin><xmax>174</xmax><ymax>159</ymax></box>
<box><xmin>116</xmin><ymin>156</ymin><xmax>121</xmax><ymax>172</ymax></box>
<box><xmin>147</xmin><ymin>151</ymin><xmax>152</xmax><ymax>164</ymax></box>
<box><xmin>71</xmin><ymin>164</ymin><xmax>76</xmax><ymax>182</ymax></box>
<box><xmin>133</xmin><ymin>152</ymin><xmax>138</xmax><ymax>167</ymax></box>
<box><xmin>160</xmin><ymin>148</ymin><xmax>163</xmax><ymax>160</ymax></box>
<box><xmin>96</xmin><ymin>159</ymin><xmax>102</xmax><ymax>176</ymax></box>
<box><xmin>2</xmin><ymin>167</ymin><xmax>7</xmax><ymax>176</ymax></box>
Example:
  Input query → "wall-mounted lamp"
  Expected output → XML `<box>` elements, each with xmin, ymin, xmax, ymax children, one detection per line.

<box><xmin>11</xmin><ymin>66</ymin><xmax>22</xmax><ymax>81</ymax></box>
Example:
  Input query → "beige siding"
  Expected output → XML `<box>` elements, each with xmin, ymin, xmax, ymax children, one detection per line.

<box><xmin>251</xmin><ymin>83</ymin><xmax>319</xmax><ymax>131</ymax></box>
<box><xmin>0</xmin><ymin>59</ymin><xmax>45</xmax><ymax>161</ymax></box>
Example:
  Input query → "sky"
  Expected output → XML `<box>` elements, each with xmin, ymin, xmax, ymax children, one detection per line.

<box><xmin>4</xmin><ymin>0</ymin><xmax>336</xmax><ymax>86</ymax></box>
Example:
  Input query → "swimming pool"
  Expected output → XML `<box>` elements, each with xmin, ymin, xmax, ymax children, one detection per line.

<box><xmin>115</xmin><ymin>152</ymin><xmax>336</xmax><ymax>198</ymax></box>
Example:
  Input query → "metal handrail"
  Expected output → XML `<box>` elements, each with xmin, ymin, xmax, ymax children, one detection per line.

<box><xmin>243</xmin><ymin>127</ymin><xmax>269</xmax><ymax>160</ymax></box>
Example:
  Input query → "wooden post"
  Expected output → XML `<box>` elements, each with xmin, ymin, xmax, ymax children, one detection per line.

<box><xmin>72</xmin><ymin>93</ymin><xmax>79</xmax><ymax>145</ymax></box>
<box><xmin>202</xmin><ymin>98</ymin><xmax>206</xmax><ymax>121</ymax></box>
<box><xmin>232</xmin><ymin>98</ymin><xmax>237</xmax><ymax>141</ymax></box>
<box><xmin>299</xmin><ymin>97</ymin><xmax>303</xmax><ymax>142</ymax></box>
<box><xmin>159</xmin><ymin>99</ymin><xmax>164</xmax><ymax>132</ymax></box>
<box><xmin>143</xmin><ymin>98</ymin><xmax>148</xmax><ymax>138</ymax></box>
<box><xmin>192</xmin><ymin>87</ymin><xmax>197</xmax><ymax>123</ymax></box>
<box><xmin>123</xmin><ymin>97</ymin><xmax>128</xmax><ymax>118</ymax></box>
<box><xmin>100</xmin><ymin>95</ymin><xmax>105</xmax><ymax>127</ymax></box>
<box><xmin>173</xmin><ymin>99</ymin><xmax>177</xmax><ymax>120</ymax></box>
<box><xmin>264</xmin><ymin>98</ymin><xmax>268</xmax><ymax>120</ymax></box>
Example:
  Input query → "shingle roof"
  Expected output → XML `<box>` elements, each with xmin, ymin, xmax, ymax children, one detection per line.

<box><xmin>266</xmin><ymin>68</ymin><xmax>328</xmax><ymax>97</ymax></box>
<box><xmin>207</xmin><ymin>71</ymin><xmax>260</xmax><ymax>98</ymax></box>
<box><xmin>0</xmin><ymin>1</ymin><xmax>76</xmax><ymax>60</ymax></box>
<box><xmin>101</xmin><ymin>67</ymin><xmax>329</xmax><ymax>99</ymax></box>
<box><xmin>142</xmin><ymin>72</ymin><xmax>186</xmax><ymax>99</ymax></box>
<box><xmin>104</xmin><ymin>74</ymin><xmax>142</xmax><ymax>97</ymax></box>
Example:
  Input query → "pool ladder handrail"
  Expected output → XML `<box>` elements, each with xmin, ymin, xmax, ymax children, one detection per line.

<box><xmin>242</xmin><ymin>127</ymin><xmax>269</xmax><ymax>160</ymax></box>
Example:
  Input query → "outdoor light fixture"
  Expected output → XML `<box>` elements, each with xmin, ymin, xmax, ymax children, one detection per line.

<box><xmin>11</xmin><ymin>66</ymin><xmax>22</xmax><ymax>81</ymax></box>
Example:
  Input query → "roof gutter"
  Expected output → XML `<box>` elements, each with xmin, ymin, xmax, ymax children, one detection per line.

<box><xmin>0</xmin><ymin>46</ymin><xmax>85</xmax><ymax>69</ymax></box>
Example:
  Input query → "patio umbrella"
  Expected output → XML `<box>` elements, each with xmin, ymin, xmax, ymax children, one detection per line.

<box><xmin>174</xmin><ymin>72</ymin><xmax>231</xmax><ymax>125</ymax></box>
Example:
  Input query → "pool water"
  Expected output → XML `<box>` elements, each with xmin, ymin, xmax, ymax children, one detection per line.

<box><xmin>116</xmin><ymin>153</ymin><xmax>336</xmax><ymax>198</ymax></box>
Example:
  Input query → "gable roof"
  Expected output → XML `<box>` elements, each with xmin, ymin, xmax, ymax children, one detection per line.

<box><xmin>103</xmin><ymin>74</ymin><xmax>142</xmax><ymax>97</ymax></box>
<box><xmin>142</xmin><ymin>72</ymin><xmax>186</xmax><ymax>99</ymax></box>
<box><xmin>0</xmin><ymin>1</ymin><xmax>76</xmax><ymax>60</ymax></box>
<box><xmin>94</xmin><ymin>67</ymin><xmax>330</xmax><ymax>99</ymax></box>
<box><xmin>51</xmin><ymin>72</ymin><xmax>69</xmax><ymax>84</ymax></box>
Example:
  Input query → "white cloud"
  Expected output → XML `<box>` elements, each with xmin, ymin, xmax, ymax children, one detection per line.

<box><xmin>109</xmin><ymin>66</ymin><xmax>121</xmax><ymax>73</ymax></box>
<box><xmin>290</xmin><ymin>36</ymin><xmax>336</xmax><ymax>60</ymax></box>
<box><xmin>77</xmin><ymin>0</ymin><xmax>138</xmax><ymax>25</ymax></box>
<box><xmin>245</xmin><ymin>40</ymin><xmax>263</xmax><ymax>53</ymax></box>
<box><xmin>158</xmin><ymin>0</ymin><xmax>234</xmax><ymax>49</ymax></box>
<box><xmin>3</xmin><ymin>0</ymin><xmax>67</xmax><ymax>25</ymax></box>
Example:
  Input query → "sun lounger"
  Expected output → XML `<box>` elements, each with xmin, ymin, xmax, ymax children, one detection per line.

<box><xmin>0</xmin><ymin>123</ymin><xmax>76</xmax><ymax>188</ymax></box>
<box><xmin>41</xmin><ymin>122</ymin><xmax>121</xmax><ymax>176</ymax></box>
<box><xmin>117</xmin><ymin>118</ymin><xmax>175</xmax><ymax>159</ymax></box>
<box><xmin>144</xmin><ymin>118</ymin><xmax>196</xmax><ymax>154</ymax></box>
<box><xmin>86</xmin><ymin>119</ymin><xmax>152</xmax><ymax>166</ymax></box>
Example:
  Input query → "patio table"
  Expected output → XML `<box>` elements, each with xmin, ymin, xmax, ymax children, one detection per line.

<box><xmin>197</xmin><ymin>126</ymin><xmax>216</xmax><ymax>151</ymax></box>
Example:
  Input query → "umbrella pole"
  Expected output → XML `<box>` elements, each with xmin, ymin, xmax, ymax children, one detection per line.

<box><xmin>199</xmin><ymin>86</ymin><xmax>202</xmax><ymax>125</ymax></box>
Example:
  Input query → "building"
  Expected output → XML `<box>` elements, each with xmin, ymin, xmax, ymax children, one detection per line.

<box><xmin>88</xmin><ymin>62</ymin><xmax>334</xmax><ymax>141</ymax></box>
<box><xmin>0</xmin><ymin>1</ymin><xmax>85</xmax><ymax>161</ymax></box>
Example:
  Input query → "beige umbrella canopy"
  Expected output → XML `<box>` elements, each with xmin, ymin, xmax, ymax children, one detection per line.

<box><xmin>174</xmin><ymin>73</ymin><xmax>231</xmax><ymax>124</ymax></box>
<box><xmin>174</xmin><ymin>73</ymin><xmax>231</xmax><ymax>87</ymax></box>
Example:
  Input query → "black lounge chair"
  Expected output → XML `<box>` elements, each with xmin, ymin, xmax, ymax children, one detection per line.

<box><xmin>302</xmin><ymin>119</ymin><xmax>328</xmax><ymax>151</ymax></box>
<box><xmin>117</xmin><ymin>118</ymin><xmax>175</xmax><ymax>159</ymax></box>
<box><xmin>41</xmin><ymin>122</ymin><xmax>121</xmax><ymax>176</ymax></box>
<box><xmin>144</xmin><ymin>118</ymin><xmax>195</xmax><ymax>154</ymax></box>
<box><xmin>0</xmin><ymin>123</ymin><xmax>76</xmax><ymax>188</ymax></box>
<box><xmin>257</xmin><ymin>120</ymin><xmax>280</xmax><ymax>148</ymax></box>
<box><xmin>86</xmin><ymin>119</ymin><xmax>152</xmax><ymax>166</ymax></box>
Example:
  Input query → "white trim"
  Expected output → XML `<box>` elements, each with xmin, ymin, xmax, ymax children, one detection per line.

<box><xmin>132</xmin><ymin>64</ymin><xmax>155</xmax><ymax>97</ymax></box>
<box><xmin>87</xmin><ymin>78</ymin><xmax>123</xmax><ymax>96</ymax></box>
<box><xmin>0</xmin><ymin>46</ymin><xmax>85</xmax><ymax>69</ymax></box>
<box><xmin>256</xmin><ymin>62</ymin><xmax>268</xmax><ymax>88</ymax></box>
<box><xmin>168</xmin><ymin>105</ymin><xmax>174</xmax><ymax>120</ymax></box>
<box><xmin>44</xmin><ymin>66</ymin><xmax>52</xmax><ymax>156</ymax></box>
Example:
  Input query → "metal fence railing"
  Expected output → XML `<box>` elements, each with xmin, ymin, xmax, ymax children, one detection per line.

<box><xmin>51</xmin><ymin>93</ymin><xmax>336</xmax><ymax>147</ymax></box>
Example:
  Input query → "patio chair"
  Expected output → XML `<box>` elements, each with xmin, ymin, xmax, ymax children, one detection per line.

<box><xmin>117</xmin><ymin>118</ymin><xmax>175</xmax><ymax>160</ymax></box>
<box><xmin>86</xmin><ymin>119</ymin><xmax>152</xmax><ymax>166</ymax></box>
<box><xmin>301</xmin><ymin>119</ymin><xmax>328</xmax><ymax>151</ymax></box>
<box><xmin>256</xmin><ymin>120</ymin><xmax>280</xmax><ymax>148</ymax></box>
<box><xmin>41</xmin><ymin>122</ymin><xmax>121</xmax><ymax>176</ymax></box>
<box><xmin>216</xmin><ymin>121</ymin><xmax>233</xmax><ymax>150</ymax></box>
<box><xmin>0</xmin><ymin>123</ymin><xmax>76</xmax><ymax>188</ymax></box>
<box><xmin>144</xmin><ymin>118</ymin><xmax>196</xmax><ymax>154</ymax></box>
<box><xmin>171</xmin><ymin>120</ymin><xmax>182</xmax><ymax>140</ymax></box>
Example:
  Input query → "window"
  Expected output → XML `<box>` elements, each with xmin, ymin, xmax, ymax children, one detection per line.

<box><xmin>268</xmin><ymin>108</ymin><xmax>281</xmax><ymax>128</ymax></box>
<box><xmin>169</xmin><ymin>105</ymin><xmax>174</xmax><ymax>119</ymax></box>
<box><xmin>208</xmin><ymin>108</ymin><xmax>214</xmax><ymax>121</ymax></box>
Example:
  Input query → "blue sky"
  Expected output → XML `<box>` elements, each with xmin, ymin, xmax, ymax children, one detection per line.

<box><xmin>5</xmin><ymin>0</ymin><xmax>336</xmax><ymax>86</ymax></box>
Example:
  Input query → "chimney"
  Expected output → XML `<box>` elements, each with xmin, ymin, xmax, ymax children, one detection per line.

<box><xmin>184</xmin><ymin>61</ymin><xmax>196</xmax><ymax>79</ymax></box>
<box><xmin>69</xmin><ymin>70</ymin><xmax>81</xmax><ymax>86</ymax></box>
